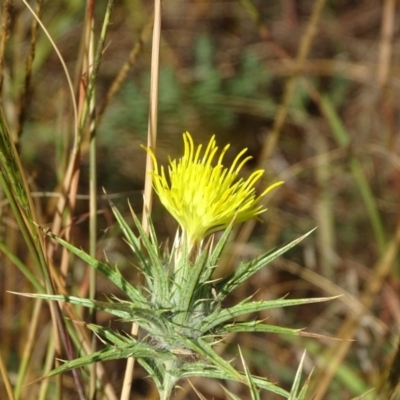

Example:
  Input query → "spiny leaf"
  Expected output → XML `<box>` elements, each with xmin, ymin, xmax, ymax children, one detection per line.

<box><xmin>294</xmin><ymin>367</ymin><xmax>313</xmax><ymax>400</ymax></box>
<box><xmin>178</xmin><ymin>362</ymin><xmax>289</xmax><ymax>398</ymax></box>
<box><xmin>202</xmin><ymin>220</ymin><xmax>234</xmax><ymax>282</ymax></box>
<box><xmin>218</xmin><ymin>321</ymin><xmax>303</xmax><ymax>336</ymax></box>
<box><xmin>110</xmin><ymin>201</ymin><xmax>153</xmax><ymax>283</ymax></box>
<box><xmin>126</xmin><ymin>202</ymin><xmax>170</xmax><ymax>299</ymax></box>
<box><xmin>238</xmin><ymin>347</ymin><xmax>260</xmax><ymax>400</ymax></box>
<box><xmin>87</xmin><ymin>324</ymin><xmax>130</xmax><ymax>347</ymax></box>
<box><xmin>288</xmin><ymin>351</ymin><xmax>306</xmax><ymax>400</ymax></box>
<box><xmin>216</xmin><ymin>229</ymin><xmax>316</xmax><ymax>300</ymax></box>
<box><xmin>15</xmin><ymin>292</ymin><xmax>174</xmax><ymax>335</ymax></box>
<box><xmin>15</xmin><ymin>293</ymin><xmax>139</xmax><ymax>319</ymax></box>
<box><xmin>201</xmin><ymin>296</ymin><xmax>336</xmax><ymax>333</ymax></box>
<box><xmin>180</xmin><ymin>337</ymin><xmax>242</xmax><ymax>382</ymax></box>
<box><xmin>137</xmin><ymin>358</ymin><xmax>164</xmax><ymax>389</ymax></box>
<box><xmin>46</xmin><ymin>342</ymin><xmax>171</xmax><ymax>379</ymax></box>
<box><xmin>44</xmin><ymin>230</ymin><xmax>146</xmax><ymax>304</ymax></box>
<box><xmin>175</xmin><ymin>244</ymin><xmax>210</xmax><ymax>324</ymax></box>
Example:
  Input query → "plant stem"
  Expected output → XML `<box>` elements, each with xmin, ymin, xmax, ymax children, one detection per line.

<box><xmin>120</xmin><ymin>0</ymin><xmax>161</xmax><ymax>398</ymax></box>
<box><xmin>159</xmin><ymin>361</ymin><xmax>178</xmax><ymax>400</ymax></box>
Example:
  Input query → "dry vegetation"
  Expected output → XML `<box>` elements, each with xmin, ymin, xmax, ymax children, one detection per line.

<box><xmin>0</xmin><ymin>0</ymin><xmax>400</xmax><ymax>399</ymax></box>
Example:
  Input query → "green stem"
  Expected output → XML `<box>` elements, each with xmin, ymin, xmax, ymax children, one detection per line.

<box><xmin>159</xmin><ymin>361</ymin><xmax>178</xmax><ymax>400</ymax></box>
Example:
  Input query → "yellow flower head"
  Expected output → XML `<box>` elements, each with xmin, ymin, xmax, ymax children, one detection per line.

<box><xmin>144</xmin><ymin>132</ymin><xmax>283</xmax><ymax>246</ymax></box>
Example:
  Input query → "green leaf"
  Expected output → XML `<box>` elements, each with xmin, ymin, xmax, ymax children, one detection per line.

<box><xmin>45</xmin><ymin>231</ymin><xmax>146</xmax><ymax>304</ymax></box>
<box><xmin>175</xmin><ymin>244</ymin><xmax>211</xmax><ymax>325</ymax></box>
<box><xmin>178</xmin><ymin>362</ymin><xmax>289</xmax><ymax>398</ymax></box>
<box><xmin>202</xmin><ymin>296</ymin><xmax>334</xmax><ymax>333</ymax></box>
<box><xmin>17</xmin><ymin>293</ymin><xmax>137</xmax><ymax>319</ymax></box>
<box><xmin>202</xmin><ymin>221</ymin><xmax>234</xmax><ymax>283</ymax></box>
<box><xmin>295</xmin><ymin>371</ymin><xmax>312</xmax><ymax>400</ymax></box>
<box><xmin>216</xmin><ymin>229</ymin><xmax>316</xmax><ymax>300</ymax></box>
<box><xmin>288</xmin><ymin>351</ymin><xmax>306</xmax><ymax>400</ymax></box>
<box><xmin>238</xmin><ymin>347</ymin><xmax>260</xmax><ymax>400</ymax></box>
<box><xmin>46</xmin><ymin>341</ymin><xmax>170</xmax><ymax>379</ymax></box>
<box><xmin>180</xmin><ymin>337</ymin><xmax>242</xmax><ymax>382</ymax></box>
<box><xmin>109</xmin><ymin>201</ymin><xmax>153</xmax><ymax>283</ymax></box>
<box><xmin>218</xmin><ymin>321</ymin><xmax>303</xmax><ymax>336</ymax></box>
<box><xmin>124</xmin><ymin>202</ymin><xmax>170</xmax><ymax>306</ymax></box>
<box><xmin>137</xmin><ymin>357</ymin><xmax>164</xmax><ymax>389</ymax></box>
<box><xmin>87</xmin><ymin>323</ymin><xmax>131</xmax><ymax>347</ymax></box>
<box><xmin>18</xmin><ymin>292</ymin><xmax>175</xmax><ymax>336</ymax></box>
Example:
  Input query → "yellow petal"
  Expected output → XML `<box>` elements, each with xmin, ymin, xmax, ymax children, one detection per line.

<box><xmin>143</xmin><ymin>132</ymin><xmax>283</xmax><ymax>246</ymax></box>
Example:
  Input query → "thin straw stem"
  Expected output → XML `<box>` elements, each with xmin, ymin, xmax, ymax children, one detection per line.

<box><xmin>120</xmin><ymin>1</ymin><xmax>161</xmax><ymax>399</ymax></box>
<box><xmin>0</xmin><ymin>346</ymin><xmax>15</xmax><ymax>400</ymax></box>
<box><xmin>85</xmin><ymin>0</ymin><xmax>98</xmax><ymax>397</ymax></box>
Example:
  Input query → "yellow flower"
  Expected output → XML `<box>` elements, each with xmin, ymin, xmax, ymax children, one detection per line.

<box><xmin>144</xmin><ymin>132</ymin><xmax>283</xmax><ymax>246</ymax></box>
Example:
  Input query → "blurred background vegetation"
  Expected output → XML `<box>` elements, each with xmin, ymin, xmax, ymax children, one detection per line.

<box><xmin>1</xmin><ymin>0</ymin><xmax>400</xmax><ymax>399</ymax></box>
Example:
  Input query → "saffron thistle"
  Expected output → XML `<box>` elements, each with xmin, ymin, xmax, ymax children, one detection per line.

<box><xmin>144</xmin><ymin>132</ymin><xmax>283</xmax><ymax>245</ymax></box>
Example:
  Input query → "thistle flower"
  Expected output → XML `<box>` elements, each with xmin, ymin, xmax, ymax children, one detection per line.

<box><xmin>144</xmin><ymin>132</ymin><xmax>283</xmax><ymax>246</ymax></box>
